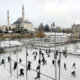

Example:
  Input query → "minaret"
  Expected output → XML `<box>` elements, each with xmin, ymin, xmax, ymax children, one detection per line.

<box><xmin>22</xmin><ymin>5</ymin><xmax>24</xmax><ymax>28</ymax></box>
<box><xmin>7</xmin><ymin>10</ymin><xmax>9</xmax><ymax>26</ymax></box>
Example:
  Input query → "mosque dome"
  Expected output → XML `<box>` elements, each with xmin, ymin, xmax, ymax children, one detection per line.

<box><xmin>13</xmin><ymin>17</ymin><xmax>32</xmax><ymax>24</ymax></box>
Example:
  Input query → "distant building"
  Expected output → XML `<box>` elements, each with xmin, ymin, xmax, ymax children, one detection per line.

<box><xmin>12</xmin><ymin>5</ymin><xmax>35</xmax><ymax>32</ymax></box>
<box><xmin>0</xmin><ymin>25</ymin><xmax>7</xmax><ymax>31</ymax></box>
<box><xmin>72</xmin><ymin>23</ymin><xmax>80</xmax><ymax>39</ymax></box>
<box><xmin>11</xmin><ymin>17</ymin><xmax>35</xmax><ymax>31</ymax></box>
<box><xmin>0</xmin><ymin>5</ymin><xmax>35</xmax><ymax>32</ymax></box>
<box><xmin>51</xmin><ymin>22</ymin><xmax>55</xmax><ymax>32</ymax></box>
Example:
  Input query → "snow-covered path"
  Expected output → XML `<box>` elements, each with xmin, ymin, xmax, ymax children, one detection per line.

<box><xmin>0</xmin><ymin>66</ymin><xmax>18</xmax><ymax>80</ymax></box>
<box><xmin>0</xmin><ymin>46</ymin><xmax>80</xmax><ymax>80</ymax></box>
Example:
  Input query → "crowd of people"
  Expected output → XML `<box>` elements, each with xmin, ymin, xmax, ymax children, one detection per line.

<box><xmin>0</xmin><ymin>49</ymin><xmax>77</xmax><ymax>79</ymax></box>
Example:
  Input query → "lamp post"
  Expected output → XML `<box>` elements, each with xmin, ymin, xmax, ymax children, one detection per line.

<box><xmin>73</xmin><ymin>26</ymin><xmax>76</xmax><ymax>54</ymax></box>
<box><xmin>59</xmin><ymin>35</ymin><xmax>62</xmax><ymax>80</ymax></box>
<box><xmin>26</xmin><ymin>46</ymin><xmax>28</xmax><ymax>80</ymax></box>
<box><xmin>55</xmin><ymin>27</ymin><xmax>57</xmax><ymax>80</ymax></box>
<box><xmin>39</xmin><ymin>49</ymin><xmax>41</xmax><ymax>80</ymax></box>
<box><xmin>0</xmin><ymin>40</ymin><xmax>1</xmax><ymax>65</ymax></box>
<box><xmin>9</xmin><ymin>39</ymin><xmax>12</xmax><ymax>75</ymax></box>
<box><xmin>59</xmin><ymin>52</ymin><xmax>61</xmax><ymax>80</ymax></box>
<box><xmin>16</xmin><ymin>45</ymin><xmax>18</xmax><ymax>78</ymax></box>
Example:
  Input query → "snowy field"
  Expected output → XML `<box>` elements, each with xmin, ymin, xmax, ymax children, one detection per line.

<box><xmin>0</xmin><ymin>42</ymin><xmax>80</xmax><ymax>80</ymax></box>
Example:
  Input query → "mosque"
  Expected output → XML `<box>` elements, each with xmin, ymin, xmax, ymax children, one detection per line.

<box><xmin>0</xmin><ymin>5</ymin><xmax>35</xmax><ymax>32</ymax></box>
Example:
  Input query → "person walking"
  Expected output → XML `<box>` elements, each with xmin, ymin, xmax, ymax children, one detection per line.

<box><xmin>13</xmin><ymin>62</ymin><xmax>17</xmax><ymax>70</ymax></box>
<box><xmin>19</xmin><ymin>68</ymin><xmax>24</xmax><ymax>76</ymax></box>
<box><xmin>71</xmin><ymin>71</ymin><xmax>76</xmax><ymax>77</ymax></box>
<box><xmin>19</xmin><ymin>58</ymin><xmax>22</xmax><ymax>63</ymax></box>
<box><xmin>35</xmin><ymin>71</ymin><xmax>40</xmax><ymax>79</ymax></box>
<box><xmin>1</xmin><ymin>59</ymin><xmax>5</xmax><ymax>64</ymax></box>
<box><xmin>34</xmin><ymin>55</ymin><xmax>36</xmax><ymax>60</ymax></box>
<box><xmin>52</xmin><ymin>59</ymin><xmax>55</xmax><ymax>65</ymax></box>
<box><xmin>36</xmin><ymin>65</ymin><xmax>40</xmax><ymax>71</ymax></box>
<box><xmin>58</xmin><ymin>59</ymin><xmax>60</xmax><ymax>66</ymax></box>
<box><xmin>42</xmin><ymin>57</ymin><xmax>45</xmax><ymax>65</ymax></box>
<box><xmin>27</xmin><ymin>61</ymin><xmax>31</xmax><ymax>71</ymax></box>
<box><xmin>8</xmin><ymin>56</ymin><xmax>10</xmax><ymax>62</ymax></box>
<box><xmin>64</xmin><ymin>63</ymin><xmax>67</xmax><ymax>70</ymax></box>
<box><xmin>72</xmin><ymin>63</ymin><xmax>76</xmax><ymax>68</ymax></box>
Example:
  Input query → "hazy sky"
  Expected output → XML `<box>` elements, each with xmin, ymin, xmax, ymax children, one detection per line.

<box><xmin>0</xmin><ymin>0</ymin><xmax>80</xmax><ymax>28</ymax></box>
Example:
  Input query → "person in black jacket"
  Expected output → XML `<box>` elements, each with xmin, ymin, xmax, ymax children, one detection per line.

<box><xmin>19</xmin><ymin>58</ymin><xmax>22</xmax><ymax>63</ymax></box>
<box><xmin>35</xmin><ymin>71</ymin><xmax>40</xmax><ymax>79</ymax></box>
<box><xmin>64</xmin><ymin>63</ymin><xmax>67</xmax><ymax>70</ymax></box>
<box><xmin>1</xmin><ymin>59</ymin><xmax>5</xmax><ymax>64</ymax></box>
<box><xmin>8</xmin><ymin>56</ymin><xmax>10</xmax><ymax>62</ymax></box>
<box><xmin>19</xmin><ymin>68</ymin><xmax>24</xmax><ymax>76</ymax></box>
<box><xmin>58</xmin><ymin>59</ymin><xmax>60</xmax><ymax>66</ymax></box>
<box><xmin>72</xmin><ymin>63</ymin><xmax>76</xmax><ymax>68</ymax></box>
<box><xmin>52</xmin><ymin>59</ymin><xmax>55</xmax><ymax>65</ymax></box>
<box><xmin>27</xmin><ymin>61</ymin><xmax>31</xmax><ymax>71</ymax></box>
<box><xmin>36</xmin><ymin>65</ymin><xmax>40</xmax><ymax>71</ymax></box>
<box><xmin>13</xmin><ymin>62</ymin><xmax>17</xmax><ymax>70</ymax></box>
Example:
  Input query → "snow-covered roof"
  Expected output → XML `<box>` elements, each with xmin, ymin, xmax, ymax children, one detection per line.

<box><xmin>45</xmin><ymin>32</ymin><xmax>71</xmax><ymax>38</ymax></box>
<box><xmin>45</xmin><ymin>32</ymin><xmax>71</xmax><ymax>36</ymax></box>
<box><xmin>1</xmin><ymin>41</ymin><xmax>22</xmax><ymax>47</ymax></box>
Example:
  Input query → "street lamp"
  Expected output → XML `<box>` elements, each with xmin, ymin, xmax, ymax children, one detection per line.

<box><xmin>26</xmin><ymin>46</ymin><xmax>28</xmax><ymax>80</ymax></box>
<box><xmin>9</xmin><ymin>39</ymin><xmax>12</xmax><ymax>76</ymax></box>
<box><xmin>54</xmin><ymin>27</ymin><xmax>57</xmax><ymax>80</ymax></box>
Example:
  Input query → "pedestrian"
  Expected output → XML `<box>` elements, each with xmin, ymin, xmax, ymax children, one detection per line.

<box><xmin>58</xmin><ymin>59</ymin><xmax>60</xmax><ymax>66</ymax></box>
<box><xmin>42</xmin><ymin>57</ymin><xmax>45</xmax><ymax>65</ymax></box>
<box><xmin>48</xmin><ymin>54</ymin><xmax>50</xmax><ymax>57</ymax></box>
<box><xmin>38</xmin><ymin>59</ymin><xmax>41</xmax><ymax>64</ymax></box>
<box><xmin>33</xmin><ymin>52</ymin><xmax>34</xmax><ymax>55</ymax></box>
<box><xmin>63</xmin><ymin>50</ymin><xmax>67</xmax><ymax>57</ymax></box>
<box><xmin>27</xmin><ymin>53</ymin><xmax>28</xmax><ymax>56</ymax></box>
<box><xmin>71</xmin><ymin>71</ymin><xmax>76</xmax><ymax>77</ymax></box>
<box><xmin>34</xmin><ymin>55</ymin><xmax>36</xmax><ymax>60</ymax></box>
<box><xmin>19</xmin><ymin>58</ymin><xmax>22</xmax><ymax>63</ymax></box>
<box><xmin>19</xmin><ymin>68</ymin><xmax>24</xmax><ymax>76</ymax></box>
<box><xmin>65</xmin><ymin>54</ymin><xmax>67</xmax><ymax>58</ymax></box>
<box><xmin>52</xmin><ymin>59</ymin><xmax>55</xmax><ymax>65</ymax></box>
<box><xmin>72</xmin><ymin>63</ymin><xmax>76</xmax><ymax>68</ymax></box>
<box><xmin>13</xmin><ymin>62</ymin><xmax>17</xmax><ymax>70</ymax></box>
<box><xmin>49</xmin><ymin>49</ymin><xmax>51</xmax><ymax>53</ymax></box>
<box><xmin>46</xmin><ymin>50</ymin><xmax>47</xmax><ymax>54</ymax></box>
<box><xmin>27</xmin><ymin>61</ymin><xmax>31</xmax><ymax>71</ymax></box>
<box><xmin>56</xmin><ymin>50</ymin><xmax>58</xmax><ymax>56</ymax></box>
<box><xmin>8</xmin><ymin>56</ymin><xmax>10</xmax><ymax>62</ymax></box>
<box><xmin>1</xmin><ymin>59</ymin><xmax>4</xmax><ymax>64</ymax></box>
<box><xmin>35</xmin><ymin>52</ymin><xmax>37</xmax><ymax>56</ymax></box>
<box><xmin>39</xmin><ymin>49</ymin><xmax>42</xmax><ymax>55</ymax></box>
<box><xmin>54</xmin><ymin>53</ymin><xmax>57</xmax><ymax>59</ymax></box>
<box><xmin>36</xmin><ymin>65</ymin><xmax>40</xmax><ymax>71</ymax></box>
<box><xmin>41</xmin><ymin>53</ymin><xmax>44</xmax><ymax>57</ymax></box>
<box><xmin>35</xmin><ymin>71</ymin><xmax>40</xmax><ymax>79</ymax></box>
<box><xmin>64</xmin><ymin>63</ymin><xmax>67</xmax><ymax>70</ymax></box>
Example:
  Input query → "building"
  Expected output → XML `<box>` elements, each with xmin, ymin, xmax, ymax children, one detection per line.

<box><xmin>72</xmin><ymin>23</ymin><xmax>80</xmax><ymax>39</ymax></box>
<box><xmin>0</xmin><ymin>25</ymin><xmax>7</xmax><ymax>31</ymax></box>
<box><xmin>0</xmin><ymin>40</ymin><xmax>23</xmax><ymax>53</ymax></box>
<box><xmin>0</xmin><ymin>5</ymin><xmax>35</xmax><ymax>32</ymax></box>
<box><xmin>11</xmin><ymin>17</ymin><xmax>35</xmax><ymax>31</ymax></box>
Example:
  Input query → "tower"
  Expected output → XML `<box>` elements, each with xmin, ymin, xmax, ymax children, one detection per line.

<box><xmin>51</xmin><ymin>22</ymin><xmax>55</xmax><ymax>31</ymax></box>
<box><xmin>7</xmin><ymin>10</ymin><xmax>9</xmax><ymax>26</ymax></box>
<box><xmin>22</xmin><ymin>5</ymin><xmax>24</xmax><ymax>28</ymax></box>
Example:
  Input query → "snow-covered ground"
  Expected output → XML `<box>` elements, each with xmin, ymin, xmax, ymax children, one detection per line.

<box><xmin>0</xmin><ymin>43</ymin><xmax>80</xmax><ymax>80</ymax></box>
<box><xmin>0</xmin><ymin>41</ymin><xmax>80</xmax><ymax>80</ymax></box>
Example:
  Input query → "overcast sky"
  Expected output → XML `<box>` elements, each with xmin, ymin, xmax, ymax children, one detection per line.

<box><xmin>0</xmin><ymin>0</ymin><xmax>80</xmax><ymax>28</ymax></box>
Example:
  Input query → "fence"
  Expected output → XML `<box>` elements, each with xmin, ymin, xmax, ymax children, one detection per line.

<box><xmin>0</xmin><ymin>41</ymin><xmax>55</xmax><ymax>80</ymax></box>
